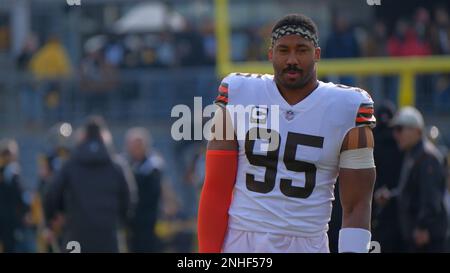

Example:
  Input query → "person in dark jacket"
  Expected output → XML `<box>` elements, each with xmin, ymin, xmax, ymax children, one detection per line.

<box><xmin>372</xmin><ymin>101</ymin><xmax>405</xmax><ymax>252</ymax></box>
<box><xmin>391</xmin><ymin>107</ymin><xmax>448</xmax><ymax>252</ymax></box>
<box><xmin>125</xmin><ymin>127</ymin><xmax>164</xmax><ymax>252</ymax></box>
<box><xmin>0</xmin><ymin>139</ymin><xmax>28</xmax><ymax>253</ymax></box>
<box><xmin>44</xmin><ymin>117</ymin><xmax>135</xmax><ymax>253</ymax></box>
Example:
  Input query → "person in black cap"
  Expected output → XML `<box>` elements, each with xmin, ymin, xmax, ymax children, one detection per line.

<box><xmin>391</xmin><ymin>107</ymin><xmax>448</xmax><ymax>252</ymax></box>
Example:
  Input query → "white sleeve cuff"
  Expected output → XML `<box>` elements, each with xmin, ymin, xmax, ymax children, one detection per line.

<box><xmin>338</xmin><ymin>228</ymin><xmax>371</xmax><ymax>253</ymax></box>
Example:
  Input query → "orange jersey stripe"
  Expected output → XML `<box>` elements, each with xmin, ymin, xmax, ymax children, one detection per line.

<box><xmin>216</xmin><ymin>95</ymin><xmax>228</xmax><ymax>102</ymax></box>
<box><xmin>219</xmin><ymin>85</ymin><xmax>228</xmax><ymax>93</ymax></box>
<box><xmin>358</xmin><ymin>108</ymin><xmax>374</xmax><ymax>114</ymax></box>
<box><xmin>356</xmin><ymin>116</ymin><xmax>373</xmax><ymax>123</ymax></box>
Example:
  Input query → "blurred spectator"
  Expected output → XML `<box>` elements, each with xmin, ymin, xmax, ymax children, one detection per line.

<box><xmin>431</xmin><ymin>6</ymin><xmax>450</xmax><ymax>55</ymax></box>
<box><xmin>414</xmin><ymin>7</ymin><xmax>432</xmax><ymax>50</ymax></box>
<box><xmin>28</xmin><ymin>35</ymin><xmax>73</xmax><ymax>123</ymax></box>
<box><xmin>184</xmin><ymin>142</ymin><xmax>206</xmax><ymax>252</ymax></box>
<box><xmin>29</xmin><ymin>36</ymin><xmax>73</xmax><ymax>79</ymax></box>
<box><xmin>200</xmin><ymin>18</ymin><xmax>216</xmax><ymax>65</ymax></box>
<box><xmin>104</xmin><ymin>35</ymin><xmax>125</xmax><ymax>67</ymax></box>
<box><xmin>176</xmin><ymin>23</ymin><xmax>207</xmax><ymax>66</ymax></box>
<box><xmin>14</xmin><ymin>189</ymin><xmax>39</xmax><ymax>253</ymax></box>
<box><xmin>37</xmin><ymin>122</ymin><xmax>74</xmax><ymax>252</ymax></box>
<box><xmin>230</xmin><ymin>30</ymin><xmax>250</xmax><ymax>62</ymax></box>
<box><xmin>0</xmin><ymin>139</ymin><xmax>39</xmax><ymax>254</ymax></box>
<box><xmin>362</xmin><ymin>21</ymin><xmax>395</xmax><ymax>104</ymax></box>
<box><xmin>363</xmin><ymin>21</ymin><xmax>388</xmax><ymax>58</ymax></box>
<box><xmin>16</xmin><ymin>33</ymin><xmax>41</xmax><ymax>127</ymax></box>
<box><xmin>372</xmin><ymin>101</ymin><xmax>404</xmax><ymax>252</ymax></box>
<box><xmin>0</xmin><ymin>17</ymin><xmax>10</xmax><ymax>52</ymax></box>
<box><xmin>245</xmin><ymin>23</ymin><xmax>271</xmax><ymax>62</ymax></box>
<box><xmin>0</xmin><ymin>139</ymin><xmax>28</xmax><ymax>252</ymax></box>
<box><xmin>185</xmin><ymin>143</ymin><xmax>206</xmax><ymax>193</ymax></box>
<box><xmin>38</xmin><ymin>122</ymin><xmax>74</xmax><ymax>193</ymax></box>
<box><xmin>325</xmin><ymin>14</ymin><xmax>360</xmax><ymax>58</ymax></box>
<box><xmin>156</xmin><ymin>33</ymin><xmax>177</xmax><ymax>67</ymax></box>
<box><xmin>80</xmin><ymin>37</ymin><xmax>118</xmax><ymax>116</ymax></box>
<box><xmin>124</xmin><ymin>127</ymin><xmax>164</xmax><ymax>252</ymax></box>
<box><xmin>122</xmin><ymin>34</ymin><xmax>143</xmax><ymax>68</ymax></box>
<box><xmin>413</xmin><ymin>8</ymin><xmax>434</xmax><ymax>112</ymax></box>
<box><xmin>434</xmin><ymin>75</ymin><xmax>450</xmax><ymax>114</ymax></box>
<box><xmin>184</xmin><ymin>142</ymin><xmax>206</xmax><ymax>216</ymax></box>
<box><xmin>140</xmin><ymin>34</ymin><xmax>158</xmax><ymax>68</ymax></box>
<box><xmin>388</xmin><ymin>16</ymin><xmax>433</xmax><ymax>111</ymax></box>
<box><xmin>430</xmin><ymin>7</ymin><xmax>450</xmax><ymax>113</ymax></box>
<box><xmin>324</xmin><ymin>13</ymin><xmax>360</xmax><ymax>85</ymax></box>
<box><xmin>388</xmin><ymin>19</ymin><xmax>432</xmax><ymax>57</ymax></box>
<box><xmin>16</xmin><ymin>33</ymin><xmax>39</xmax><ymax>70</ymax></box>
<box><xmin>44</xmin><ymin>117</ymin><xmax>136</xmax><ymax>252</ymax></box>
<box><xmin>391</xmin><ymin>107</ymin><xmax>448</xmax><ymax>252</ymax></box>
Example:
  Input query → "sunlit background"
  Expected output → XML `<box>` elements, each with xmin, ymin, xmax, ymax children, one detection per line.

<box><xmin>0</xmin><ymin>0</ymin><xmax>449</xmax><ymax>253</ymax></box>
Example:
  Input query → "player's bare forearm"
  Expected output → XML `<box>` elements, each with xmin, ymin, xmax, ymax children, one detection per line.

<box><xmin>339</xmin><ymin>168</ymin><xmax>375</xmax><ymax>229</ymax></box>
<box><xmin>339</xmin><ymin>126</ymin><xmax>376</xmax><ymax>230</ymax></box>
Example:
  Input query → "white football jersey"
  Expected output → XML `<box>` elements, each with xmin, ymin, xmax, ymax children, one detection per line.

<box><xmin>214</xmin><ymin>73</ymin><xmax>376</xmax><ymax>237</ymax></box>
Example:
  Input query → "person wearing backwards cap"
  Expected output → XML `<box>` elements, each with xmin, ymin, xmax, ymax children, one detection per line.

<box><xmin>391</xmin><ymin>106</ymin><xmax>448</xmax><ymax>252</ymax></box>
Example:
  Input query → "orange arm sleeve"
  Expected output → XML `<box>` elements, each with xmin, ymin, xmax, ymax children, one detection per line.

<box><xmin>197</xmin><ymin>150</ymin><xmax>238</xmax><ymax>253</ymax></box>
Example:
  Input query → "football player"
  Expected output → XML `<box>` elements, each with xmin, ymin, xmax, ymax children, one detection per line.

<box><xmin>198</xmin><ymin>14</ymin><xmax>376</xmax><ymax>253</ymax></box>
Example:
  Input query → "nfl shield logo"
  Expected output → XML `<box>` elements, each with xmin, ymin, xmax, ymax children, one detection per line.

<box><xmin>285</xmin><ymin>110</ymin><xmax>295</xmax><ymax>121</ymax></box>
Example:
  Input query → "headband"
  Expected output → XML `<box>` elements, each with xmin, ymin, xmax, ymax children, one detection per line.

<box><xmin>271</xmin><ymin>24</ymin><xmax>319</xmax><ymax>47</ymax></box>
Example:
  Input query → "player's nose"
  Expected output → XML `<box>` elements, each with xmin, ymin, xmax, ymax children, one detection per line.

<box><xmin>286</xmin><ymin>52</ymin><xmax>299</xmax><ymax>65</ymax></box>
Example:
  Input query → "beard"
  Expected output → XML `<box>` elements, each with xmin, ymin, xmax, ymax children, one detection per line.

<box><xmin>274</xmin><ymin>63</ymin><xmax>315</xmax><ymax>90</ymax></box>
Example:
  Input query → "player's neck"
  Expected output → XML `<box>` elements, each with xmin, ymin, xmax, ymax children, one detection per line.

<box><xmin>276</xmin><ymin>77</ymin><xmax>319</xmax><ymax>106</ymax></box>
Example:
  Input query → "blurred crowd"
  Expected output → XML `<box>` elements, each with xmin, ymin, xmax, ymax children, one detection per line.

<box><xmin>19</xmin><ymin>6</ymin><xmax>450</xmax><ymax>66</ymax></box>
<box><xmin>322</xmin><ymin>6</ymin><xmax>450</xmax><ymax>112</ymax></box>
<box><xmin>0</xmin><ymin>116</ymin><xmax>202</xmax><ymax>253</ymax></box>
<box><xmin>9</xmin><ymin>5</ymin><xmax>450</xmax><ymax>128</ymax></box>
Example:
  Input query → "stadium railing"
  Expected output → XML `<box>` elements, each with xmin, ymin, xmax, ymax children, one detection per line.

<box><xmin>0</xmin><ymin>67</ymin><xmax>218</xmax><ymax>126</ymax></box>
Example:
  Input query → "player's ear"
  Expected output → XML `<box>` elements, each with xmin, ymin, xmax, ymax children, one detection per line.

<box><xmin>314</xmin><ymin>47</ymin><xmax>321</xmax><ymax>62</ymax></box>
<box><xmin>268</xmin><ymin>48</ymin><xmax>273</xmax><ymax>61</ymax></box>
